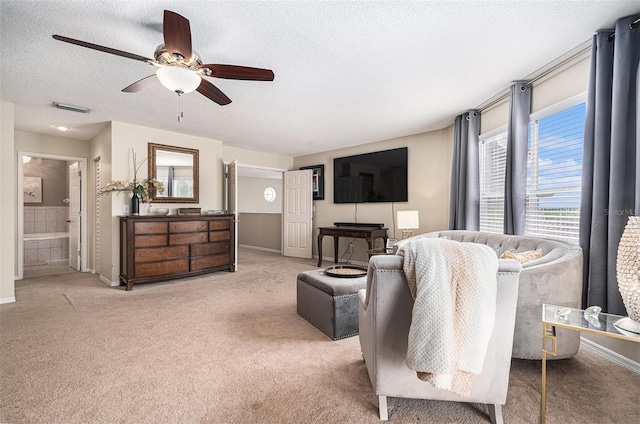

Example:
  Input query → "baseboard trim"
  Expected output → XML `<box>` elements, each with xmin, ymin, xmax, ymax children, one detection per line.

<box><xmin>239</xmin><ymin>244</ymin><xmax>281</xmax><ymax>254</ymax></box>
<box><xmin>0</xmin><ymin>296</ymin><xmax>17</xmax><ymax>304</ymax></box>
<box><xmin>580</xmin><ymin>336</ymin><xmax>640</xmax><ymax>374</ymax></box>
<box><xmin>99</xmin><ymin>275</ymin><xmax>119</xmax><ymax>287</ymax></box>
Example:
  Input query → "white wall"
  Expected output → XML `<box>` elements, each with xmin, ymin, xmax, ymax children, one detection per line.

<box><xmin>294</xmin><ymin>128</ymin><xmax>453</xmax><ymax>263</ymax></box>
<box><xmin>238</xmin><ymin>176</ymin><xmax>283</xmax><ymax>214</ymax></box>
<box><xmin>15</xmin><ymin>130</ymin><xmax>92</xmax><ymax>158</ymax></box>
<box><xmin>223</xmin><ymin>145</ymin><xmax>293</xmax><ymax>170</ymax></box>
<box><xmin>0</xmin><ymin>102</ymin><xmax>16</xmax><ymax>303</ymax></box>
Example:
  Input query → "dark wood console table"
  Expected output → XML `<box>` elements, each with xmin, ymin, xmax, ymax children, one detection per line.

<box><xmin>317</xmin><ymin>226</ymin><xmax>388</xmax><ymax>267</ymax></box>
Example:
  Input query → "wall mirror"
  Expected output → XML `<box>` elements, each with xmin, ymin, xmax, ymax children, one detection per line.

<box><xmin>148</xmin><ymin>143</ymin><xmax>199</xmax><ymax>203</ymax></box>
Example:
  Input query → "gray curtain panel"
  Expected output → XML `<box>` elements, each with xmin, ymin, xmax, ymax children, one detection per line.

<box><xmin>580</xmin><ymin>15</ymin><xmax>640</xmax><ymax>314</ymax></box>
<box><xmin>449</xmin><ymin>110</ymin><xmax>480</xmax><ymax>230</ymax></box>
<box><xmin>504</xmin><ymin>82</ymin><xmax>531</xmax><ymax>235</ymax></box>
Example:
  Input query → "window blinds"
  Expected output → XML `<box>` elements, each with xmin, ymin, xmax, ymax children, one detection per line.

<box><xmin>479</xmin><ymin>132</ymin><xmax>507</xmax><ymax>234</ymax></box>
<box><xmin>525</xmin><ymin>103</ymin><xmax>585</xmax><ymax>243</ymax></box>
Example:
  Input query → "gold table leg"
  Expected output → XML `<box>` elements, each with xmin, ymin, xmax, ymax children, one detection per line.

<box><xmin>541</xmin><ymin>323</ymin><xmax>557</xmax><ymax>424</ymax></box>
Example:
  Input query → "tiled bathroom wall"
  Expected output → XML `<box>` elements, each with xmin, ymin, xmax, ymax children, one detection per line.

<box><xmin>24</xmin><ymin>237</ymin><xmax>69</xmax><ymax>265</ymax></box>
<box><xmin>23</xmin><ymin>206</ymin><xmax>69</xmax><ymax>234</ymax></box>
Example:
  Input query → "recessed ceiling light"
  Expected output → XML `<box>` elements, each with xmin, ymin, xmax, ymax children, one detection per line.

<box><xmin>54</xmin><ymin>125</ymin><xmax>70</xmax><ymax>131</ymax></box>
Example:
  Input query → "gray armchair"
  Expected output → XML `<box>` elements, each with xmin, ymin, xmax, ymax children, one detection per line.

<box><xmin>358</xmin><ymin>255</ymin><xmax>521</xmax><ymax>423</ymax></box>
<box><xmin>405</xmin><ymin>231</ymin><xmax>583</xmax><ymax>359</ymax></box>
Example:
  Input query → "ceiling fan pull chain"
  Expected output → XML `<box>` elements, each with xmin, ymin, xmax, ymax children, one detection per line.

<box><xmin>178</xmin><ymin>94</ymin><xmax>184</xmax><ymax>123</ymax></box>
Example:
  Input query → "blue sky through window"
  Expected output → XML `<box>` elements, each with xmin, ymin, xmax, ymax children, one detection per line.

<box><xmin>527</xmin><ymin>102</ymin><xmax>586</xmax><ymax>209</ymax></box>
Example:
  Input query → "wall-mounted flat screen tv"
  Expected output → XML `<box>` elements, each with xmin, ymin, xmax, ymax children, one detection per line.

<box><xmin>333</xmin><ymin>147</ymin><xmax>408</xmax><ymax>203</ymax></box>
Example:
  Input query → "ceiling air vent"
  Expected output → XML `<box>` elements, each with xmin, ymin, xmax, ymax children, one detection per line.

<box><xmin>53</xmin><ymin>102</ymin><xmax>91</xmax><ymax>113</ymax></box>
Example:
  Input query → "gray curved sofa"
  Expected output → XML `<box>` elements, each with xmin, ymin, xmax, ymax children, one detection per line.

<box><xmin>396</xmin><ymin>230</ymin><xmax>583</xmax><ymax>360</ymax></box>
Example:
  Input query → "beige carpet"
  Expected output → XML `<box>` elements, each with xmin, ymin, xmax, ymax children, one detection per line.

<box><xmin>1</xmin><ymin>248</ymin><xmax>638</xmax><ymax>424</ymax></box>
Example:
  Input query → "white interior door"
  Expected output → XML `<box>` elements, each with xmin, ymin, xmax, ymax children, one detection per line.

<box><xmin>283</xmin><ymin>170</ymin><xmax>313</xmax><ymax>258</ymax></box>
<box><xmin>68</xmin><ymin>162</ymin><xmax>81</xmax><ymax>270</ymax></box>
<box><xmin>226</xmin><ymin>160</ymin><xmax>238</xmax><ymax>271</ymax></box>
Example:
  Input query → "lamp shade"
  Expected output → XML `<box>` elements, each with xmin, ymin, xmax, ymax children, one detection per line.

<box><xmin>156</xmin><ymin>66</ymin><xmax>201</xmax><ymax>94</ymax></box>
<box><xmin>397</xmin><ymin>210</ymin><xmax>419</xmax><ymax>229</ymax></box>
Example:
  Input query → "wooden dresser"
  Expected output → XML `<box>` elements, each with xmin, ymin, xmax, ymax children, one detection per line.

<box><xmin>119</xmin><ymin>214</ymin><xmax>235</xmax><ymax>290</ymax></box>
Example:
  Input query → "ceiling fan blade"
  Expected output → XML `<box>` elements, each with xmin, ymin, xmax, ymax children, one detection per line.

<box><xmin>200</xmin><ymin>64</ymin><xmax>275</xmax><ymax>81</ymax></box>
<box><xmin>196</xmin><ymin>80</ymin><xmax>232</xmax><ymax>106</ymax></box>
<box><xmin>163</xmin><ymin>10</ymin><xmax>192</xmax><ymax>62</ymax></box>
<box><xmin>122</xmin><ymin>75</ymin><xmax>159</xmax><ymax>93</ymax></box>
<box><xmin>52</xmin><ymin>35</ymin><xmax>152</xmax><ymax>63</ymax></box>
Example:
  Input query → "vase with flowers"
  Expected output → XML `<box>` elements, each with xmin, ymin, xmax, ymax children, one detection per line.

<box><xmin>97</xmin><ymin>149</ymin><xmax>164</xmax><ymax>214</ymax></box>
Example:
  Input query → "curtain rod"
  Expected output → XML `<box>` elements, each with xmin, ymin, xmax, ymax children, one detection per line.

<box><xmin>478</xmin><ymin>16</ymin><xmax>638</xmax><ymax>112</ymax></box>
<box><xmin>478</xmin><ymin>42</ymin><xmax>591</xmax><ymax>113</ymax></box>
<box><xmin>607</xmin><ymin>15</ymin><xmax>640</xmax><ymax>40</ymax></box>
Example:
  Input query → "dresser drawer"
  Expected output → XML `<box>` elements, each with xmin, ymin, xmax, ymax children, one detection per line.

<box><xmin>209</xmin><ymin>220</ymin><xmax>230</xmax><ymax>231</ymax></box>
<box><xmin>210</xmin><ymin>230</ymin><xmax>231</xmax><ymax>242</ymax></box>
<box><xmin>135</xmin><ymin>259</ymin><xmax>189</xmax><ymax>278</ymax></box>
<box><xmin>134</xmin><ymin>222</ymin><xmax>168</xmax><ymax>235</ymax></box>
<box><xmin>169</xmin><ymin>232</ymin><xmax>208</xmax><ymax>245</ymax></box>
<box><xmin>191</xmin><ymin>254</ymin><xmax>229</xmax><ymax>271</ymax></box>
<box><xmin>134</xmin><ymin>235</ymin><xmax>168</xmax><ymax>248</ymax></box>
<box><xmin>170</xmin><ymin>221</ymin><xmax>207</xmax><ymax>233</ymax></box>
<box><xmin>191</xmin><ymin>242</ymin><xmax>230</xmax><ymax>257</ymax></box>
<box><xmin>134</xmin><ymin>246</ymin><xmax>188</xmax><ymax>263</ymax></box>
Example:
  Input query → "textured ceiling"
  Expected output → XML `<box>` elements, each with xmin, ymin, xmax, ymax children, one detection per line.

<box><xmin>1</xmin><ymin>1</ymin><xmax>638</xmax><ymax>156</ymax></box>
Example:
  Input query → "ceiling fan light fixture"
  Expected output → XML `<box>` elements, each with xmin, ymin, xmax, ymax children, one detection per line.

<box><xmin>156</xmin><ymin>66</ymin><xmax>201</xmax><ymax>94</ymax></box>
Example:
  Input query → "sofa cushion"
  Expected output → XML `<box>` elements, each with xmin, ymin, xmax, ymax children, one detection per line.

<box><xmin>500</xmin><ymin>249</ymin><xmax>542</xmax><ymax>264</ymax></box>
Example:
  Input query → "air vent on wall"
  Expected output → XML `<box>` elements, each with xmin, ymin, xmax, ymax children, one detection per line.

<box><xmin>53</xmin><ymin>102</ymin><xmax>91</xmax><ymax>113</ymax></box>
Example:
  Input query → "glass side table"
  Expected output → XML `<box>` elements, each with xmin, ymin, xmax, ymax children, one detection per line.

<box><xmin>541</xmin><ymin>304</ymin><xmax>640</xmax><ymax>424</ymax></box>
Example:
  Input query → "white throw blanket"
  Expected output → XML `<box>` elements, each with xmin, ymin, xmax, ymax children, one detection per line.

<box><xmin>398</xmin><ymin>238</ymin><xmax>498</xmax><ymax>398</ymax></box>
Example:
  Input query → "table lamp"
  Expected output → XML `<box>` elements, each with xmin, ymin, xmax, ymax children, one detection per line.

<box><xmin>397</xmin><ymin>210</ymin><xmax>419</xmax><ymax>239</ymax></box>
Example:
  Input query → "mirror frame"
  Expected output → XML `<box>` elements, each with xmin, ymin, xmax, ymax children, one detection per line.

<box><xmin>148</xmin><ymin>142</ymin><xmax>199</xmax><ymax>203</ymax></box>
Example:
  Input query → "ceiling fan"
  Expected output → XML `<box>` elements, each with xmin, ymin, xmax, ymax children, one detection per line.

<box><xmin>52</xmin><ymin>10</ymin><xmax>274</xmax><ymax>106</ymax></box>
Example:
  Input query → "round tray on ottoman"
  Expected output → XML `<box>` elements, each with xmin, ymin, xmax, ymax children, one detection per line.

<box><xmin>324</xmin><ymin>265</ymin><xmax>367</xmax><ymax>278</ymax></box>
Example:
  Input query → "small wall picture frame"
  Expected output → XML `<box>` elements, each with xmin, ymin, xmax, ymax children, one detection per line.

<box><xmin>23</xmin><ymin>177</ymin><xmax>42</xmax><ymax>203</ymax></box>
<box><xmin>300</xmin><ymin>164</ymin><xmax>324</xmax><ymax>200</ymax></box>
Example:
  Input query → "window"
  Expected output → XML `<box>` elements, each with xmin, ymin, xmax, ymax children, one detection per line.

<box><xmin>264</xmin><ymin>187</ymin><xmax>276</xmax><ymax>202</ymax></box>
<box><xmin>525</xmin><ymin>102</ymin><xmax>585</xmax><ymax>243</ymax></box>
<box><xmin>479</xmin><ymin>131</ymin><xmax>507</xmax><ymax>234</ymax></box>
<box><xmin>478</xmin><ymin>97</ymin><xmax>586</xmax><ymax>243</ymax></box>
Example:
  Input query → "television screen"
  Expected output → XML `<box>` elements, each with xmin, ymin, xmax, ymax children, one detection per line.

<box><xmin>333</xmin><ymin>147</ymin><xmax>408</xmax><ymax>203</ymax></box>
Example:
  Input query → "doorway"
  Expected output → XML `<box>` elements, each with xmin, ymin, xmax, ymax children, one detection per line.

<box><xmin>17</xmin><ymin>152</ymin><xmax>88</xmax><ymax>280</ymax></box>
<box><xmin>236</xmin><ymin>165</ymin><xmax>285</xmax><ymax>254</ymax></box>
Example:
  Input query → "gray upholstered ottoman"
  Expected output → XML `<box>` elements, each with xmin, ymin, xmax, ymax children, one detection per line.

<box><xmin>296</xmin><ymin>269</ymin><xmax>367</xmax><ymax>340</ymax></box>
